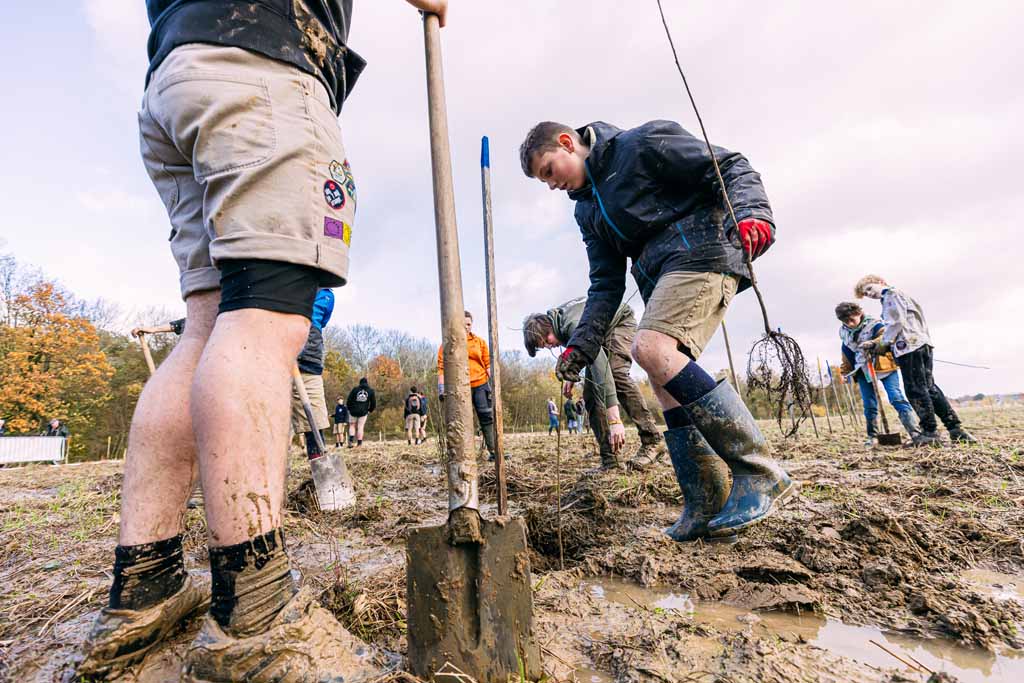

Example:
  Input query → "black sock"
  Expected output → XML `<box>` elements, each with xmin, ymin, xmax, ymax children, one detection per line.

<box><xmin>209</xmin><ymin>529</ymin><xmax>295</xmax><ymax>637</ymax></box>
<box><xmin>303</xmin><ymin>431</ymin><xmax>323</xmax><ymax>459</ymax></box>
<box><xmin>109</xmin><ymin>535</ymin><xmax>186</xmax><ymax>610</ymax></box>
<box><xmin>661</xmin><ymin>363</ymin><xmax>716</xmax><ymax>407</ymax></box>
<box><xmin>663</xmin><ymin>406</ymin><xmax>692</xmax><ymax>429</ymax></box>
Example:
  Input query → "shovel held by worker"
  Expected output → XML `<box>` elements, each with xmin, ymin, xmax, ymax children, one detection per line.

<box><xmin>406</xmin><ymin>13</ymin><xmax>540</xmax><ymax>682</ymax></box>
<box><xmin>866</xmin><ymin>356</ymin><xmax>902</xmax><ymax>446</ymax></box>
<box><xmin>291</xmin><ymin>364</ymin><xmax>356</xmax><ymax>511</ymax></box>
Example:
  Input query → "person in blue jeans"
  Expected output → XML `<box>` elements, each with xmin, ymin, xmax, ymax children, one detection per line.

<box><xmin>835</xmin><ymin>302</ymin><xmax>920</xmax><ymax>445</ymax></box>
<box><xmin>547</xmin><ymin>398</ymin><xmax>560</xmax><ymax>434</ymax></box>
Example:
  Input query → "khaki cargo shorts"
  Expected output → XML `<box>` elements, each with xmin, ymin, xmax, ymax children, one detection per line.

<box><xmin>405</xmin><ymin>414</ymin><xmax>422</xmax><ymax>431</ymax></box>
<box><xmin>290</xmin><ymin>373</ymin><xmax>330</xmax><ymax>433</ymax></box>
<box><xmin>139</xmin><ymin>44</ymin><xmax>357</xmax><ymax>299</ymax></box>
<box><xmin>638</xmin><ymin>272</ymin><xmax>739</xmax><ymax>359</ymax></box>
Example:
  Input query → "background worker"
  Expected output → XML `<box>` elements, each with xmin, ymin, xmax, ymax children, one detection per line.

<box><xmin>524</xmin><ymin>297</ymin><xmax>665</xmax><ymax>469</ymax></box>
<box><xmin>346</xmin><ymin>378</ymin><xmax>376</xmax><ymax>447</ymax></box>
<box><xmin>437</xmin><ymin>311</ymin><xmax>498</xmax><ymax>460</ymax></box>
<box><xmin>76</xmin><ymin>2</ymin><xmax>451</xmax><ymax>681</ymax></box>
<box><xmin>333</xmin><ymin>397</ymin><xmax>349</xmax><ymax>448</ymax></box>
<box><xmin>290</xmin><ymin>289</ymin><xmax>334</xmax><ymax>459</ymax></box>
<box><xmin>417</xmin><ymin>389</ymin><xmax>429</xmax><ymax>443</ymax></box>
<box><xmin>43</xmin><ymin>418</ymin><xmax>69</xmax><ymax>438</ymax></box>
<box><xmin>563</xmin><ymin>396</ymin><xmax>579</xmax><ymax>434</ymax></box>
<box><xmin>547</xmin><ymin>397</ymin><xmax>559</xmax><ymax>435</ymax></box>
<box><xmin>835</xmin><ymin>301</ymin><xmax>920</xmax><ymax>446</ymax></box>
<box><xmin>404</xmin><ymin>386</ymin><xmax>423</xmax><ymax>445</ymax></box>
<box><xmin>855</xmin><ymin>275</ymin><xmax>977</xmax><ymax>446</ymax></box>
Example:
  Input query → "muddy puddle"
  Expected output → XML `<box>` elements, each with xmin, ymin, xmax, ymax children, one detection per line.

<box><xmin>583</xmin><ymin>577</ymin><xmax>1024</xmax><ymax>682</ymax></box>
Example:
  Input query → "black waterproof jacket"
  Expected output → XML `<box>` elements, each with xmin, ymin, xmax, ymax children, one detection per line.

<box><xmin>566</xmin><ymin>121</ymin><xmax>774</xmax><ymax>361</ymax></box>
<box><xmin>346</xmin><ymin>380</ymin><xmax>376</xmax><ymax>418</ymax></box>
<box><xmin>145</xmin><ymin>0</ymin><xmax>365</xmax><ymax>112</ymax></box>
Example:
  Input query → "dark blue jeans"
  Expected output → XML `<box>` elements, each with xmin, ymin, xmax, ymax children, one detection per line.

<box><xmin>856</xmin><ymin>370</ymin><xmax>914</xmax><ymax>431</ymax></box>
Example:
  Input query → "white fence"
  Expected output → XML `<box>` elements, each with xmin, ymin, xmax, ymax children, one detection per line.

<box><xmin>0</xmin><ymin>436</ymin><xmax>67</xmax><ymax>465</ymax></box>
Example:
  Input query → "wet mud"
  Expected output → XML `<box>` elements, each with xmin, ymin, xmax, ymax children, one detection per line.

<box><xmin>1</xmin><ymin>407</ymin><xmax>1022</xmax><ymax>682</ymax></box>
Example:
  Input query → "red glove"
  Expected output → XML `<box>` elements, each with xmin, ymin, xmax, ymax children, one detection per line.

<box><xmin>737</xmin><ymin>218</ymin><xmax>774</xmax><ymax>259</ymax></box>
<box><xmin>555</xmin><ymin>346</ymin><xmax>588</xmax><ymax>383</ymax></box>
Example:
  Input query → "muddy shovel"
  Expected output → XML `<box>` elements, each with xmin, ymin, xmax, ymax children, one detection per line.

<box><xmin>867</xmin><ymin>357</ymin><xmax>902</xmax><ymax>446</ymax></box>
<box><xmin>291</xmin><ymin>365</ymin><xmax>356</xmax><ymax>511</ymax></box>
<box><xmin>406</xmin><ymin>12</ymin><xmax>540</xmax><ymax>682</ymax></box>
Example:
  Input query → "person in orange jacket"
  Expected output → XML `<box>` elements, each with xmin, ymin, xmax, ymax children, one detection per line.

<box><xmin>437</xmin><ymin>310</ymin><xmax>498</xmax><ymax>460</ymax></box>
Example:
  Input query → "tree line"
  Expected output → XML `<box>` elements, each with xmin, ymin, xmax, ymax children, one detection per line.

<box><xmin>2</xmin><ymin>253</ymin><xmax>822</xmax><ymax>461</ymax></box>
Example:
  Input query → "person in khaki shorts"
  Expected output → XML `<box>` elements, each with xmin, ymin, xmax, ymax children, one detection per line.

<box><xmin>518</xmin><ymin>119</ymin><xmax>793</xmax><ymax>543</ymax></box>
<box><xmin>404</xmin><ymin>387</ymin><xmax>423</xmax><ymax>445</ymax></box>
<box><xmin>74</xmin><ymin>2</ymin><xmax>450</xmax><ymax>682</ymax></box>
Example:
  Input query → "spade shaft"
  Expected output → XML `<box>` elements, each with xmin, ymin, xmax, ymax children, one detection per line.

<box><xmin>407</xmin><ymin>14</ymin><xmax>540</xmax><ymax>682</ymax></box>
<box><xmin>481</xmin><ymin>136</ymin><xmax>508</xmax><ymax>515</ymax></box>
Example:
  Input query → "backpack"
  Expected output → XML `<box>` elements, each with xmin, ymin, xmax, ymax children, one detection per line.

<box><xmin>407</xmin><ymin>394</ymin><xmax>421</xmax><ymax>412</ymax></box>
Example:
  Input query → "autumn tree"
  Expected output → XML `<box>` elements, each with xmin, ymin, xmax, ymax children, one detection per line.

<box><xmin>0</xmin><ymin>280</ymin><xmax>114</xmax><ymax>455</ymax></box>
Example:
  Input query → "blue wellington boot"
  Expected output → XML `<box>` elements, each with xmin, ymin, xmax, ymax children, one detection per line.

<box><xmin>683</xmin><ymin>380</ymin><xmax>796</xmax><ymax>537</ymax></box>
<box><xmin>664</xmin><ymin>426</ymin><xmax>731</xmax><ymax>541</ymax></box>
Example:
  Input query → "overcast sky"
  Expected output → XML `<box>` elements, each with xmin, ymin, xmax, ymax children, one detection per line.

<box><xmin>1</xmin><ymin>1</ymin><xmax>1020</xmax><ymax>397</ymax></box>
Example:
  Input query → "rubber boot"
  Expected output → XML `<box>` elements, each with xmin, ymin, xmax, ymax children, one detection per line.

<box><xmin>897</xmin><ymin>410</ymin><xmax>922</xmax><ymax>440</ymax></box>
<box><xmin>663</xmin><ymin>427</ymin><xmax>730</xmax><ymax>542</ymax></box>
<box><xmin>865</xmin><ymin>419</ymin><xmax>878</xmax><ymax>447</ymax></box>
<box><xmin>481</xmin><ymin>422</ymin><xmax>498</xmax><ymax>461</ymax></box>
<box><xmin>684</xmin><ymin>380</ymin><xmax>796</xmax><ymax>537</ymax></box>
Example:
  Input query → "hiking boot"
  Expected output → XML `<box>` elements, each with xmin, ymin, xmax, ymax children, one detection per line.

<box><xmin>74</xmin><ymin>574</ymin><xmax>209</xmax><ymax>681</ymax></box>
<box><xmin>182</xmin><ymin>586</ymin><xmax>380</xmax><ymax>683</ymax></box>
<box><xmin>628</xmin><ymin>441</ymin><xmax>667</xmax><ymax>471</ymax></box>
<box><xmin>684</xmin><ymin>380</ymin><xmax>796</xmax><ymax>537</ymax></box>
<box><xmin>948</xmin><ymin>427</ymin><xmax>978</xmax><ymax>444</ymax></box>
<box><xmin>664</xmin><ymin>427</ymin><xmax>730</xmax><ymax>542</ymax></box>
<box><xmin>911</xmin><ymin>431</ymin><xmax>943</xmax><ymax>447</ymax></box>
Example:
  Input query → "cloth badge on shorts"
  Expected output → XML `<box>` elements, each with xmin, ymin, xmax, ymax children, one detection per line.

<box><xmin>323</xmin><ymin>180</ymin><xmax>345</xmax><ymax>210</ymax></box>
<box><xmin>329</xmin><ymin>160</ymin><xmax>346</xmax><ymax>184</ymax></box>
<box><xmin>324</xmin><ymin>216</ymin><xmax>352</xmax><ymax>246</ymax></box>
<box><xmin>345</xmin><ymin>178</ymin><xmax>357</xmax><ymax>203</ymax></box>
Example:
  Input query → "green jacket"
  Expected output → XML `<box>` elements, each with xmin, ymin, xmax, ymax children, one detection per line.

<box><xmin>548</xmin><ymin>297</ymin><xmax>631</xmax><ymax>409</ymax></box>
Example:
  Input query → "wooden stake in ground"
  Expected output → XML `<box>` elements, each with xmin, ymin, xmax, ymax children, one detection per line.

<box><xmin>480</xmin><ymin>136</ymin><xmax>508</xmax><ymax>517</ymax></box>
<box><xmin>825</xmin><ymin>361</ymin><xmax>847</xmax><ymax>429</ymax></box>
<box><xmin>720</xmin><ymin>321</ymin><xmax>743</xmax><ymax>401</ymax></box>
<box><xmin>846</xmin><ymin>381</ymin><xmax>862</xmax><ymax>425</ymax></box>
<box><xmin>816</xmin><ymin>357</ymin><xmax>834</xmax><ymax>434</ymax></box>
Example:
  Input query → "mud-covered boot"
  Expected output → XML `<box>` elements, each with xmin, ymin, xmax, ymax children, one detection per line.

<box><xmin>948</xmin><ymin>427</ymin><xmax>978</xmax><ymax>444</ymax></box>
<box><xmin>664</xmin><ymin>427</ymin><xmax>730</xmax><ymax>542</ymax></box>
<box><xmin>684</xmin><ymin>380</ymin><xmax>796</xmax><ymax>537</ymax></box>
<box><xmin>628</xmin><ymin>440</ymin><xmax>667</xmax><ymax>471</ymax></box>
<box><xmin>911</xmin><ymin>430</ymin><xmax>943</xmax><ymax>447</ymax></box>
<box><xmin>182</xmin><ymin>586</ymin><xmax>380</xmax><ymax>683</ymax></box>
<box><xmin>897</xmin><ymin>410</ymin><xmax>922</xmax><ymax>440</ymax></box>
<box><xmin>482</xmin><ymin>422</ymin><xmax>499</xmax><ymax>461</ymax></box>
<box><xmin>864</xmin><ymin>419</ymin><xmax>879</xmax><ymax>447</ymax></box>
<box><xmin>75</xmin><ymin>575</ymin><xmax>209</xmax><ymax>680</ymax></box>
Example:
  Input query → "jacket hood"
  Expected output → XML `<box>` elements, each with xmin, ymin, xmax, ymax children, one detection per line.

<box><xmin>358</xmin><ymin>378</ymin><xmax>369</xmax><ymax>387</ymax></box>
<box><xmin>568</xmin><ymin>122</ymin><xmax>624</xmax><ymax>201</ymax></box>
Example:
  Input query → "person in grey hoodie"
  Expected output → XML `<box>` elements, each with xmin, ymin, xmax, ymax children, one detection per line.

<box><xmin>855</xmin><ymin>275</ymin><xmax>977</xmax><ymax>446</ymax></box>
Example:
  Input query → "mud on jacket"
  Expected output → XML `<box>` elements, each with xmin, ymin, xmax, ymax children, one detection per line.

<box><xmin>145</xmin><ymin>0</ymin><xmax>366</xmax><ymax>113</ymax></box>
<box><xmin>566</xmin><ymin>120</ymin><xmax>774</xmax><ymax>361</ymax></box>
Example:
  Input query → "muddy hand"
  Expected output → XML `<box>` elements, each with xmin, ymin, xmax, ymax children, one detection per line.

<box><xmin>555</xmin><ymin>346</ymin><xmax>588</xmax><ymax>382</ymax></box>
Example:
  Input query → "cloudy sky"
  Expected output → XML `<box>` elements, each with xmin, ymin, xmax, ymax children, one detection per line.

<box><xmin>1</xmin><ymin>1</ymin><xmax>1020</xmax><ymax>396</ymax></box>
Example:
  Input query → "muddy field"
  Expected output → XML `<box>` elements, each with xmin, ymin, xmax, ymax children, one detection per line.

<box><xmin>1</xmin><ymin>407</ymin><xmax>1022</xmax><ymax>682</ymax></box>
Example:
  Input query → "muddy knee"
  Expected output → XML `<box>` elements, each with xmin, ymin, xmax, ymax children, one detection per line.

<box><xmin>632</xmin><ymin>329</ymin><xmax>682</xmax><ymax>375</ymax></box>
